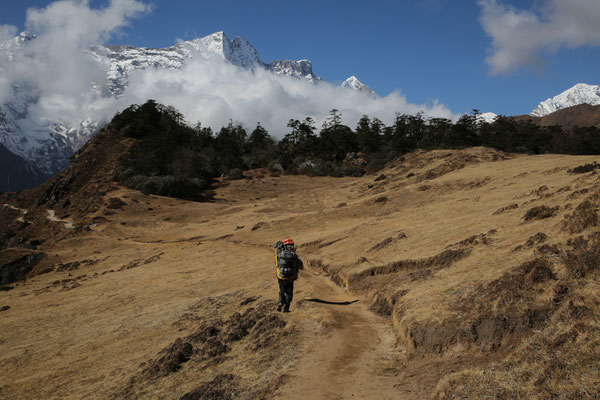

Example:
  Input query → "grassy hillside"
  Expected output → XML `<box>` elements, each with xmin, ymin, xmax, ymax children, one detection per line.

<box><xmin>1</xmin><ymin>146</ymin><xmax>599</xmax><ymax>399</ymax></box>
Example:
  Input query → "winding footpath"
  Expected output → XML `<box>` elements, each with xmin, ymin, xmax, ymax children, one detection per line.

<box><xmin>275</xmin><ymin>268</ymin><xmax>405</xmax><ymax>400</ymax></box>
<box><xmin>3</xmin><ymin>203</ymin><xmax>27</xmax><ymax>222</ymax></box>
<box><xmin>46</xmin><ymin>209</ymin><xmax>74</xmax><ymax>229</ymax></box>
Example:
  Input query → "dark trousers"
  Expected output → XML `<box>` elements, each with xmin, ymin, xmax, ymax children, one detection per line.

<box><xmin>278</xmin><ymin>279</ymin><xmax>294</xmax><ymax>309</ymax></box>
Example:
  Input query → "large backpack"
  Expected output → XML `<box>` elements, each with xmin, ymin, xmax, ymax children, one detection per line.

<box><xmin>275</xmin><ymin>246</ymin><xmax>299</xmax><ymax>280</ymax></box>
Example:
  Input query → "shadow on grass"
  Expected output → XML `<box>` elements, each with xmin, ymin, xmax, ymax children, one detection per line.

<box><xmin>304</xmin><ymin>298</ymin><xmax>359</xmax><ymax>306</ymax></box>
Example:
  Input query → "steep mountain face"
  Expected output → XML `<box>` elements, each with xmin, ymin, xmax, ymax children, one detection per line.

<box><xmin>530</xmin><ymin>83</ymin><xmax>600</xmax><ymax>117</ymax></box>
<box><xmin>0</xmin><ymin>83</ymin><xmax>79</xmax><ymax>187</ymax></box>
<box><xmin>266</xmin><ymin>59</ymin><xmax>318</xmax><ymax>82</ymax></box>
<box><xmin>0</xmin><ymin>143</ymin><xmax>47</xmax><ymax>192</ymax></box>
<box><xmin>0</xmin><ymin>31</ymin><xmax>363</xmax><ymax>191</ymax></box>
<box><xmin>0</xmin><ymin>31</ymin><xmax>35</xmax><ymax>64</ymax></box>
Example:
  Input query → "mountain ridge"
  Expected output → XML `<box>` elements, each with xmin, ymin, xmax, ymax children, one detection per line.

<box><xmin>514</xmin><ymin>103</ymin><xmax>600</xmax><ymax>128</ymax></box>
<box><xmin>530</xmin><ymin>83</ymin><xmax>600</xmax><ymax>117</ymax></box>
<box><xmin>0</xmin><ymin>30</ymin><xmax>371</xmax><ymax>191</ymax></box>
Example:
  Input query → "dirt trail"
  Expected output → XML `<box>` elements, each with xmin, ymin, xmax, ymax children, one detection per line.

<box><xmin>276</xmin><ymin>268</ymin><xmax>404</xmax><ymax>400</ymax></box>
<box><xmin>3</xmin><ymin>203</ymin><xmax>27</xmax><ymax>222</ymax></box>
<box><xmin>276</xmin><ymin>265</ymin><xmax>481</xmax><ymax>400</ymax></box>
<box><xmin>46</xmin><ymin>209</ymin><xmax>74</xmax><ymax>229</ymax></box>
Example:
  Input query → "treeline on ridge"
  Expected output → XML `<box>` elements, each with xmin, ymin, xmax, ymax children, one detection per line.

<box><xmin>109</xmin><ymin>100</ymin><xmax>600</xmax><ymax>201</ymax></box>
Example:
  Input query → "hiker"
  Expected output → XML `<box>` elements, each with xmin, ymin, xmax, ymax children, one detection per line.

<box><xmin>274</xmin><ymin>237</ymin><xmax>304</xmax><ymax>312</ymax></box>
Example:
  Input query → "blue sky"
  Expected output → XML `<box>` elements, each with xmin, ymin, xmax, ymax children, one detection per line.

<box><xmin>2</xmin><ymin>0</ymin><xmax>600</xmax><ymax>117</ymax></box>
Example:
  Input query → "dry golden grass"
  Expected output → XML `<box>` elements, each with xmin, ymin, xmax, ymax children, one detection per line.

<box><xmin>1</xmin><ymin>147</ymin><xmax>599</xmax><ymax>399</ymax></box>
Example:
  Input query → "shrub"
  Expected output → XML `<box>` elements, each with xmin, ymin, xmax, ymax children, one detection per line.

<box><xmin>123</xmin><ymin>175</ymin><xmax>150</xmax><ymax>191</ymax></box>
<box><xmin>493</xmin><ymin>203</ymin><xmax>518</xmax><ymax>215</ymax></box>
<box><xmin>299</xmin><ymin>159</ymin><xmax>332</xmax><ymax>176</ymax></box>
<box><xmin>111</xmin><ymin>167</ymin><xmax>136</xmax><ymax>182</ymax></box>
<box><xmin>268</xmin><ymin>162</ymin><xmax>284</xmax><ymax>173</ymax></box>
<box><xmin>569</xmin><ymin>162</ymin><xmax>600</xmax><ymax>174</ymax></box>
<box><xmin>227</xmin><ymin>168</ymin><xmax>244</xmax><ymax>180</ymax></box>
<box><xmin>364</xmin><ymin>151</ymin><xmax>398</xmax><ymax>173</ymax></box>
<box><xmin>329</xmin><ymin>163</ymin><xmax>365</xmax><ymax>177</ymax></box>
<box><xmin>142</xmin><ymin>176</ymin><xmax>159</xmax><ymax>194</ymax></box>
<box><xmin>562</xmin><ymin>246</ymin><xmax>600</xmax><ymax>277</ymax></box>
<box><xmin>520</xmin><ymin>258</ymin><xmax>555</xmax><ymax>283</ymax></box>
<box><xmin>122</xmin><ymin>174</ymin><xmax>209</xmax><ymax>201</ymax></box>
<box><xmin>560</xmin><ymin>200</ymin><xmax>599</xmax><ymax>233</ymax></box>
<box><xmin>523</xmin><ymin>205</ymin><xmax>559</xmax><ymax>222</ymax></box>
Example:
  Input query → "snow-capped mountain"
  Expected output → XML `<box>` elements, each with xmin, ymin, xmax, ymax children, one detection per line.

<box><xmin>342</xmin><ymin>76</ymin><xmax>375</xmax><ymax>96</ymax></box>
<box><xmin>0</xmin><ymin>31</ymin><xmax>371</xmax><ymax>191</ymax></box>
<box><xmin>530</xmin><ymin>83</ymin><xmax>600</xmax><ymax>117</ymax></box>
<box><xmin>88</xmin><ymin>31</ymin><xmax>319</xmax><ymax>97</ymax></box>
<box><xmin>267</xmin><ymin>59</ymin><xmax>318</xmax><ymax>83</ymax></box>
<box><xmin>0</xmin><ymin>31</ymin><xmax>35</xmax><ymax>65</ymax></box>
<box><xmin>477</xmin><ymin>112</ymin><xmax>498</xmax><ymax>124</ymax></box>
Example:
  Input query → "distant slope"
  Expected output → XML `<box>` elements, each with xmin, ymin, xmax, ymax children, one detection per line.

<box><xmin>0</xmin><ymin>143</ymin><xmax>47</xmax><ymax>192</ymax></box>
<box><xmin>530</xmin><ymin>83</ymin><xmax>600</xmax><ymax>116</ymax></box>
<box><xmin>512</xmin><ymin>103</ymin><xmax>600</xmax><ymax>128</ymax></box>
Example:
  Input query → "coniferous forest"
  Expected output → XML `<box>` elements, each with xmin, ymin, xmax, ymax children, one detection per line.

<box><xmin>108</xmin><ymin>100</ymin><xmax>600</xmax><ymax>200</ymax></box>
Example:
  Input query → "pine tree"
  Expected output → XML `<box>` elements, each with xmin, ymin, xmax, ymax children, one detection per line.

<box><xmin>323</xmin><ymin>108</ymin><xmax>342</xmax><ymax>129</ymax></box>
<box><xmin>318</xmin><ymin>111</ymin><xmax>357</xmax><ymax>161</ymax></box>
<box><xmin>247</xmin><ymin>123</ymin><xmax>275</xmax><ymax>168</ymax></box>
<box><xmin>356</xmin><ymin>115</ymin><xmax>381</xmax><ymax>153</ymax></box>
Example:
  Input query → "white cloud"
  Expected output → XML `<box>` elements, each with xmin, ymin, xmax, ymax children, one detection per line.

<box><xmin>0</xmin><ymin>25</ymin><xmax>19</xmax><ymax>104</ymax></box>
<box><xmin>25</xmin><ymin>0</ymin><xmax>149</xmax><ymax>45</ymax></box>
<box><xmin>121</xmin><ymin>57</ymin><xmax>456</xmax><ymax>136</ymax></box>
<box><xmin>478</xmin><ymin>0</ymin><xmax>600</xmax><ymax>75</ymax></box>
<box><xmin>0</xmin><ymin>24</ymin><xmax>18</xmax><ymax>43</ymax></box>
<box><xmin>1</xmin><ymin>0</ymin><xmax>149</xmax><ymax>124</ymax></box>
<box><xmin>1</xmin><ymin>0</ymin><xmax>455</xmax><ymax>141</ymax></box>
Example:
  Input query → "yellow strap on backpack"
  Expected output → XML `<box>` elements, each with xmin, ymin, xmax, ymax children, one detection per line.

<box><xmin>275</xmin><ymin>250</ymin><xmax>282</xmax><ymax>279</ymax></box>
<box><xmin>275</xmin><ymin>249</ymin><xmax>294</xmax><ymax>280</ymax></box>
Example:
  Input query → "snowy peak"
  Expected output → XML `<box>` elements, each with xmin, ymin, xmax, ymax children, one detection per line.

<box><xmin>0</xmin><ymin>31</ymin><xmax>36</xmax><ymax>49</ymax></box>
<box><xmin>342</xmin><ymin>76</ymin><xmax>360</xmax><ymax>86</ymax></box>
<box><xmin>342</xmin><ymin>76</ymin><xmax>375</xmax><ymax>96</ymax></box>
<box><xmin>176</xmin><ymin>31</ymin><xmax>262</xmax><ymax>68</ymax></box>
<box><xmin>266</xmin><ymin>59</ymin><xmax>318</xmax><ymax>82</ymax></box>
<box><xmin>530</xmin><ymin>83</ymin><xmax>600</xmax><ymax>117</ymax></box>
<box><xmin>476</xmin><ymin>112</ymin><xmax>497</xmax><ymax>124</ymax></box>
<box><xmin>0</xmin><ymin>31</ymin><xmax>36</xmax><ymax>65</ymax></box>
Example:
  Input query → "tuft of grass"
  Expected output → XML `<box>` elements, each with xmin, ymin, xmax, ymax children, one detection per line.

<box><xmin>561</xmin><ymin>245</ymin><xmax>600</xmax><ymax>278</ymax></box>
<box><xmin>179</xmin><ymin>374</ymin><xmax>239</xmax><ymax>400</ymax></box>
<box><xmin>560</xmin><ymin>200</ymin><xmax>599</xmax><ymax>233</ymax></box>
<box><xmin>569</xmin><ymin>161</ymin><xmax>600</xmax><ymax>174</ymax></box>
<box><xmin>522</xmin><ymin>205</ymin><xmax>559</xmax><ymax>222</ymax></box>
<box><xmin>493</xmin><ymin>203</ymin><xmax>518</xmax><ymax>215</ymax></box>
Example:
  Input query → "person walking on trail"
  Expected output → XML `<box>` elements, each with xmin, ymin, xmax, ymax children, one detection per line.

<box><xmin>275</xmin><ymin>237</ymin><xmax>304</xmax><ymax>312</ymax></box>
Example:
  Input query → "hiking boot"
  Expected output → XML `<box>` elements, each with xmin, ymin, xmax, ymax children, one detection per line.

<box><xmin>277</xmin><ymin>303</ymin><xmax>283</xmax><ymax>312</ymax></box>
<box><xmin>283</xmin><ymin>307</ymin><xmax>290</xmax><ymax>313</ymax></box>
